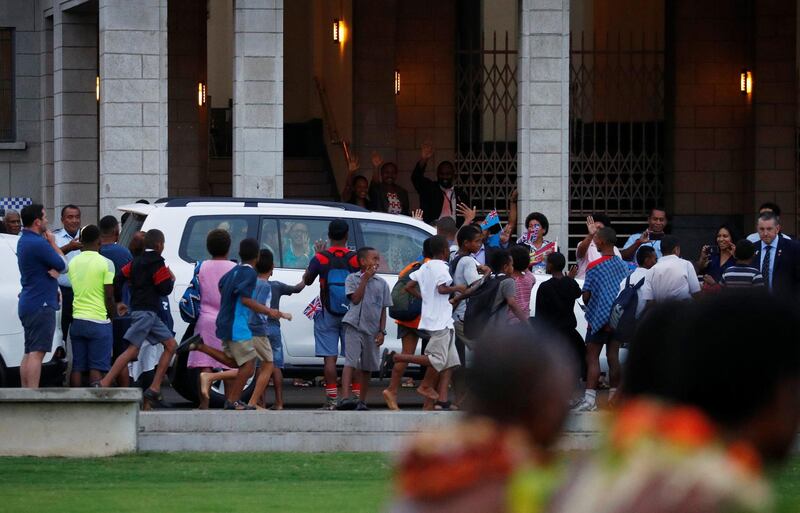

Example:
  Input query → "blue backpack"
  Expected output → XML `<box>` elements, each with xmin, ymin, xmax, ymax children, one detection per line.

<box><xmin>179</xmin><ymin>261</ymin><xmax>202</xmax><ymax>323</ymax></box>
<box><xmin>322</xmin><ymin>249</ymin><xmax>354</xmax><ymax>315</ymax></box>
<box><xmin>608</xmin><ymin>275</ymin><xmax>645</xmax><ymax>346</ymax></box>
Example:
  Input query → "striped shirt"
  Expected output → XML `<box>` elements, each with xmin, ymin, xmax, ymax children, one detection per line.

<box><xmin>720</xmin><ymin>265</ymin><xmax>764</xmax><ymax>288</ymax></box>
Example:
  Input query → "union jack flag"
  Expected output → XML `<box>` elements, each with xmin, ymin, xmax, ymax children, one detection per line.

<box><xmin>304</xmin><ymin>296</ymin><xmax>322</xmax><ymax>320</ymax></box>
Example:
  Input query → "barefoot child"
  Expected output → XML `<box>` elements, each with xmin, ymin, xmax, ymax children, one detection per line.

<box><xmin>338</xmin><ymin>247</ymin><xmax>393</xmax><ymax>410</ymax></box>
<box><xmin>392</xmin><ymin>236</ymin><xmax>466</xmax><ymax>403</ymax></box>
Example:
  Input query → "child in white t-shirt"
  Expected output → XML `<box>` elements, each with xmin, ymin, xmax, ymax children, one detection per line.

<box><xmin>391</xmin><ymin>235</ymin><xmax>466</xmax><ymax>404</ymax></box>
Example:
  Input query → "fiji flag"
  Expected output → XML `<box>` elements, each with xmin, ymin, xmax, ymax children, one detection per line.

<box><xmin>304</xmin><ymin>296</ymin><xmax>323</xmax><ymax>320</ymax></box>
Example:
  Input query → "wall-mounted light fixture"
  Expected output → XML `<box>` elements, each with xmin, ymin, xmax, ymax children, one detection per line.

<box><xmin>96</xmin><ymin>76</ymin><xmax>100</xmax><ymax>102</ymax></box>
<box><xmin>740</xmin><ymin>69</ymin><xmax>752</xmax><ymax>95</ymax></box>
<box><xmin>333</xmin><ymin>19</ymin><xmax>341</xmax><ymax>44</ymax></box>
<box><xmin>197</xmin><ymin>82</ymin><xmax>207</xmax><ymax>106</ymax></box>
<box><xmin>394</xmin><ymin>69</ymin><xmax>400</xmax><ymax>96</ymax></box>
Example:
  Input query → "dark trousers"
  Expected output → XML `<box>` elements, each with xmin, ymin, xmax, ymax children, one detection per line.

<box><xmin>60</xmin><ymin>286</ymin><xmax>74</xmax><ymax>343</ymax></box>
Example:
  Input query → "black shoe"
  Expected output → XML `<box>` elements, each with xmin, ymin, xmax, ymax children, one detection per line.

<box><xmin>356</xmin><ymin>401</ymin><xmax>369</xmax><ymax>411</ymax></box>
<box><xmin>379</xmin><ymin>349</ymin><xmax>396</xmax><ymax>380</ymax></box>
<box><xmin>143</xmin><ymin>388</ymin><xmax>172</xmax><ymax>409</ymax></box>
<box><xmin>336</xmin><ymin>396</ymin><xmax>359</xmax><ymax>411</ymax></box>
<box><xmin>176</xmin><ymin>334</ymin><xmax>203</xmax><ymax>355</ymax></box>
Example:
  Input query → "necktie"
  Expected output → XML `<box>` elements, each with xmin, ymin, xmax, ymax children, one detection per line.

<box><xmin>762</xmin><ymin>244</ymin><xmax>772</xmax><ymax>290</ymax></box>
<box><xmin>440</xmin><ymin>189</ymin><xmax>454</xmax><ymax>219</ymax></box>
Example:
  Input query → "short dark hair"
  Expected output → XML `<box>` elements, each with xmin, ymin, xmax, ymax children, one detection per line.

<box><xmin>436</xmin><ymin>217</ymin><xmax>458</xmax><ymax>238</ymax></box>
<box><xmin>456</xmin><ymin>224</ymin><xmax>481</xmax><ymax>247</ymax></box>
<box><xmin>624</xmin><ymin>293</ymin><xmax>800</xmax><ymax>433</ymax></box>
<box><xmin>239</xmin><ymin>238</ymin><xmax>260</xmax><ymax>262</ymax></box>
<box><xmin>79</xmin><ymin>224</ymin><xmax>100</xmax><ymax>245</ymax></box>
<box><xmin>436</xmin><ymin>160</ymin><xmax>455</xmax><ymax>174</ymax></box>
<box><xmin>734</xmin><ymin>239</ymin><xmax>756</xmax><ymax>261</ymax></box>
<box><xmin>510</xmin><ymin>245</ymin><xmax>531</xmax><ymax>272</ymax></box>
<box><xmin>357</xmin><ymin>246</ymin><xmax>376</xmax><ymax>263</ymax></box>
<box><xmin>422</xmin><ymin>237</ymin><xmax>433</xmax><ymax>259</ymax></box>
<box><xmin>759</xmin><ymin>212</ymin><xmax>781</xmax><ymax>225</ymax></box>
<box><xmin>649</xmin><ymin>206</ymin><xmax>667</xmax><ymax>217</ymax></box>
<box><xmin>328</xmin><ymin>219</ymin><xmax>349</xmax><ymax>241</ymax></box>
<box><xmin>546</xmin><ymin>251</ymin><xmax>566</xmax><ymax>272</ymax></box>
<box><xmin>488</xmin><ymin>249</ymin><xmax>511</xmax><ymax>273</ymax></box>
<box><xmin>759</xmin><ymin>202</ymin><xmax>781</xmax><ymax>217</ymax></box>
<box><xmin>60</xmin><ymin>204</ymin><xmax>80</xmax><ymax>219</ymax></box>
<box><xmin>660</xmin><ymin>234</ymin><xmax>679</xmax><ymax>255</ymax></box>
<box><xmin>427</xmin><ymin>235</ymin><xmax>449</xmax><ymax>259</ymax></box>
<box><xmin>256</xmin><ymin>248</ymin><xmax>274</xmax><ymax>274</ymax></box>
<box><xmin>21</xmin><ymin>203</ymin><xmax>45</xmax><ymax>227</ymax></box>
<box><xmin>144</xmin><ymin>229</ymin><xmax>165</xmax><ymax>249</ymax></box>
<box><xmin>353</xmin><ymin>175</ymin><xmax>368</xmax><ymax>187</ymax></box>
<box><xmin>206</xmin><ymin>228</ymin><xmax>231</xmax><ymax>257</ymax></box>
<box><xmin>636</xmin><ymin>245</ymin><xmax>656</xmax><ymax>267</ymax></box>
<box><xmin>98</xmin><ymin>215</ymin><xmax>119</xmax><ymax>236</ymax></box>
<box><xmin>595</xmin><ymin>226</ymin><xmax>617</xmax><ymax>246</ymax></box>
<box><xmin>592</xmin><ymin>213</ymin><xmax>612</xmax><ymax>228</ymax></box>
<box><xmin>524</xmin><ymin>212</ymin><xmax>549</xmax><ymax>236</ymax></box>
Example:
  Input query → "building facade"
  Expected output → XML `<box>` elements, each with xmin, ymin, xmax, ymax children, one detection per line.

<box><xmin>0</xmin><ymin>0</ymin><xmax>797</xmax><ymax>257</ymax></box>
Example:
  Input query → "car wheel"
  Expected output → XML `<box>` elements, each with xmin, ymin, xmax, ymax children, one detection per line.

<box><xmin>171</xmin><ymin>351</ymin><xmax>256</xmax><ymax>407</ymax></box>
<box><xmin>0</xmin><ymin>357</ymin><xmax>7</xmax><ymax>387</ymax></box>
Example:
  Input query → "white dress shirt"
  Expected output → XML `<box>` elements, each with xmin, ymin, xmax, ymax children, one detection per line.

<box><xmin>640</xmin><ymin>254</ymin><xmax>700</xmax><ymax>303</ymax></box>
<box><xmin>54</xmin><ymin>227</ymin><xmax>80</xmax><ymax>287</ymax></box>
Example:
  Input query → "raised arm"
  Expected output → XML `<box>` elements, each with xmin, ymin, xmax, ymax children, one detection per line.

<box><xmin>411</xmin><ymin>141</ymin><xmax>434</xmax><ymax>193</ymax></box>
<box><xmin>341</xmin><ymin>154</ymin><xmax>360</xmax><ymax>201</ymax></box>
<box><xmin>576</xmin><ymin>216</ymin><xmax>597</xmax><ymax>260</ymax></box>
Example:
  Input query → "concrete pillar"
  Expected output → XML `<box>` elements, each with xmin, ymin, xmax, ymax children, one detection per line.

<box><xmin>98</xmin><ymin>0</ymin><xmax>168</xmax><ymax>216</ymax></box>
<box><xmin>233</xmin><ymin>0</ymin><xmax>284</xmax><ymax>198</ymax></box>
<box><xmin>53</xmin><ymin>6</ymin><xmax>98</xmax><ymax>223</ymax></box>
<box><xmin>517</xmin><ymin>0</ymin><xmax>571</xmax><ymax>249</ymax></box>
<box><xmin>41</xmin><ymin>16</ymin><xmax>54</xmax><ymax>220</ymax></box>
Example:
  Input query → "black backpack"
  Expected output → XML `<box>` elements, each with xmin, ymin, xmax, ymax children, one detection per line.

<box><xmin>389</xmin><ymin>260</ymin><xmax>423</xmax><ymax>321</ymax></box>
<box><xmin>463</xmin><ymin>274</ymin><xmax>511</xmax><ymax>340</ymax></box>
<box><xmin>608</xmin><ymin>275</ymin><xmax>645</xmax><ymax>345</ymax></box>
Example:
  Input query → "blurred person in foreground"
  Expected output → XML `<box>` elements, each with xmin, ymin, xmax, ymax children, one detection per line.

<box><xmin>389</xmin><ymin>324</ymin><xmax>577</xmax><ymax>513</ymax></box>
<box><xmin>547</xmin><ymin>292</ymin><xmax>800</xmax><ymax>513</ymax></box>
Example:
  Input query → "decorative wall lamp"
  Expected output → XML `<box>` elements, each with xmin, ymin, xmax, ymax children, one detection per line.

<box><xmin>333</xmin><ymin>19</ymin><xmax>341</xmax><ymax>44</ymax></box>
<box><xmin>96</xmin><ymin>75</ymin><xmax>100</xmax><ymax>102</ymax></box>
<box><xmin>197</xmin><ymin>82</ymin><xmax>207</xmax><ymax>106</ymax></box>
<box><xmin>394</xmin><ymin>69</ymin><xmax>400</xmax><ymax>96</ymax></box>
<box><xmin>740</xmin><ymin>70</ymin><xmax>752</xmax><ymax>95</ymax></box>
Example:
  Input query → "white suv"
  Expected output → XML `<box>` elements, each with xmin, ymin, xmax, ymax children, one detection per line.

<box><xmin>117</xmin><ymin>198</ymin><xmax>436</xmax><ymax>402</ymax></box>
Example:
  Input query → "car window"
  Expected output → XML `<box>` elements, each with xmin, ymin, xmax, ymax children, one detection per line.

<box><xmin>258</xmin><ymin>218</ymin><xmax>281</xmax><ymax>266</ymax></box>
<box><xmin>277</xmin><ymin>219</ymin><xmax>331</xmax><ymax>269</ymax></box>
<box><xmin>358</xmin><ymin>220</ymin><xmax>429</xmax><ymax>274</ymax></box>
<box><xmin>180</xmin><ymin>216</ymin><xmax>256</xmax><ymax>263</ymax></box>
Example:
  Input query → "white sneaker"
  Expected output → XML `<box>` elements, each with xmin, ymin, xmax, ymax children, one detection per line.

<box><xmin>571</xmin><ymin>399</ymin><xmax>598</xmax><ymax>412</ymax></box>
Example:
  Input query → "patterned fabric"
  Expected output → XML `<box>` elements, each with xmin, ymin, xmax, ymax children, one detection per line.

<box><xmin>386</xmin><ymin>192</ymin><xmax>402</xmax><ymax>215</ymax></box>
<box><xmin>304</xmin><ymin>296</ymin><xmax>322</xmax><ymax>320</ymax></box>
<box><xmin>509</xmin><ymin>271</ymin><xmax>535</xmax><ymax>323</ymax></box>
<box><xmin>0</xmin><ymin>196</ymin><xmax>31</xmax><ymax>214</ymax></box>
<box><xmin>582</xmin><ymin>256</ymin><xmax>630</xmax><ymax>335</ymax></box>
<box><xmin>721</xmin><ymin>265</ymin><xmax>764</xmax><ymax>289</ymax></box>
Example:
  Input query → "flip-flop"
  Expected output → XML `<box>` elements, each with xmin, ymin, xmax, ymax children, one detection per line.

<box><xmin>292</xmin><ymin>380</ymin><xmax>312</xmax><ymax>388</ymax></box>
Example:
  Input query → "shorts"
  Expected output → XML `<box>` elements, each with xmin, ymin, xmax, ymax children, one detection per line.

<box><xmin>266</xmin><ymin>325</ymin><xmax>284</xmax><ymax>368</ymax></box>
<box><xmin>222</xmin><ymin>339</ymin><xmax>258</xmax><ymax>366</ymax></box>
<box><xmin>251</xmin><ymin>336</ymin><xmax>274</xmax><ymax>363</ymax></box>
<box><xmin>20</xmin><ymin>306</ymin><xmax>56</xmax><ymax>354</ymax></box>
<box><xmin>70</xmin><ymin>319</ymin><xmax>113</xmax><ymax>372</ymax></box>
<box><xmin>343</xmin><ymin>324</ymin><xmax>381</xmax><ymax>372</ymax></box>
<box><xmin>124</xmin><ymin>310</ymin><xmax>173</xmax><ymax>348</ymax></box>
<box><xmin>112</xmin><ymin>316</ymin><xmax>132</xmax><ymax>359</ymax></box>
<box><xmin>397</xmin><ymin>324</ymin><xmax>430</xmax><ymax>341</ymax></box>
<box><xmin>313</xmin><ymin>310</ymin><xmax>346</xmax><ymax>357</ymax></box>
<box><xmin>422</xmin><ymin>328</ymin><xmax>460</xmax><ymax>372</ymax></box>
<box><xmin>586</xmin><ymin>327</ymin><xmax>611</xmax><ymax>345</ymax></box>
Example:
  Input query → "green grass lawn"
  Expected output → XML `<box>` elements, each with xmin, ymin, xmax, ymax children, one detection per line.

<box><xmin>0</xmin><ymin>452</ymin><xmax>798</xmax><ymax>513</ymax></box>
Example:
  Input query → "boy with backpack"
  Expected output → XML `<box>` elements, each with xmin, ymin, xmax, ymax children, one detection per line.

<box><xmin>391</xmin><ymin>236</ymin><xmax>466</xmax><ymax>405</ymax></box>
<box><xmin>612</xmin><ymin>245</ymin><xmax>656</xmax><ymax>333</ymax></box>
<box><xmin>337</xmin><ymin>247</ymin><xmax>393</xmax><ymax>410</ymax></box>
<box><xmin>303</xmin><ymin>219</ymin><xmax>360</xmax><ymax>410</ymax></box>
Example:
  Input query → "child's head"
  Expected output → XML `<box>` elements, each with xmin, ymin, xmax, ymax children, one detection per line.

<box><xmin>545</xmin><ymin>251</ymin><xmax>566</xmax><ymax>275</ymax></box>
<box><xmin>328</xmin><ymin>219</ymin><xmax>349</xmax><ymax>244</ymax></box>
<box><xmin>636</xmin><ymin>245</ymin><xmax>657</xmax><ymax>269</ymax></box>
<box><xmin>255</xmin><ymin>248</ymin><xmax>274</xmax><ymax>275</ymax></box>
<box><xmin>734</xmin><ymin>239</ymin><xmax>756</xmax><ymax>262</ymax></box>
<box><xmin>660</xmin><ymin>235</ymin><xmax>680</xmax><ymax>257</ymax></box>
<box><xmin>469</xmin><ymin>324</ymin><xmax>577</xmax><ymax>447</ymax></box>
<box><xmin>79</xmin><ymin>224</ymin><xmax>101</xmax><ymax>251</ymax></box>
<box><xmin>144</xmin><ymin>229</ymin><xmax>166</xmax><ymax>254</ymax></box>
<box><xmin>593</xmin><ymin>226</ymin><xmax>617</xmax><ymax>251</ymax></box>
<box><xmin>427</xmin><ymin>235</ymin><xmax>450</xmax><ymax>261</ymax></box>
<box><xmin>510</xmin><ymin>245</ymin><xmax>531</xmax><ymax>273</ymax></box>
<box><xmin>435</xmin><ymin>217</ymin><xmax>458</xmax><ymax>241</ymax></box>
<box><xmin>206</xmin><ymin>228</ymin><xmax>232</xmax><ymax>258</ymax></box>
<box><xmin>457</xmin><ymin>225</ymin><xmax>482</xmax><ymax>254</ymax></box>
<box><xmin>488</xmin><ymin>249</ymin><xmax>512</xmax><ymax>274</ymax></box>
<box><xmin>238</xmin><ymin>237</ymin><xmax>260</xmax><ymax>263</ymax></box>
<box><xmin>357</xmin><ymin>246</ymin><xmax>379</xmax><ymax>270</ymax></box>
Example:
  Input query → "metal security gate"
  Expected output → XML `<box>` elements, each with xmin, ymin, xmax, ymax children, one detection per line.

<box><xmin>455</xmin><ymin>31</ymin><xmax>517</xmax><ymax>219</ymax></box>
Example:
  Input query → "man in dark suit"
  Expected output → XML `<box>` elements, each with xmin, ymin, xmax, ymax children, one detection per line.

<box><xmin>752</xmin><ymin>212</ymin><xmax>800</xmax><ymax>299</ymax></box>
<box><xmin>411</xmin><ymin>142</ymin><xmax>467</xmax><ymax>225</ymax></box>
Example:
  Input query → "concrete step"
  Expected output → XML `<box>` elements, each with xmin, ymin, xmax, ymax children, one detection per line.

<box><xmin>137</xmin><ymin>411</ymin><xmax>603</xmax><ymax>453</ymax></box>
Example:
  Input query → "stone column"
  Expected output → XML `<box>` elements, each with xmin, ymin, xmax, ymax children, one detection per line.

<box><xmin>40</xmin><ymin>16</ymin><xmax>54</xmax><ymax>219</ymax></box>
<box><xmin>232</xmin><ymin>0</ymin><xmax>283</xmax><ymax>198</ymax></box>
<box><xmin>53</xmin><ymin>6</ymin><xmax>98</xmax><ymax>224</ymax></box>
<box><xmin>98</xmin><ymin>0</ymin><xmax>168</xmax><ymax>216</ymax></box>
<box><xmin>517</xmin><ymin>0</ymin><xmax>571</xmax><ymax>250</ymax></box>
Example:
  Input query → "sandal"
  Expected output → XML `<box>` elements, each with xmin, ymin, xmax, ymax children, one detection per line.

<box><xmin>401</xmin><ymin>378</ymin><xmax>415</xmax><ymax>388</ymax></box>
<box><xmin>293</xmin><ymin>379</ymin><xmax>313</xmax><ymax>388</ymax></box>
<box><xmin>223</xmin><ymin>400</ymin><xmax>255</xmax><ymax>411</ymax></box>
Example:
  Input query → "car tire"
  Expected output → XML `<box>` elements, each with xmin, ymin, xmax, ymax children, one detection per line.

<box><xmin>0</xmin><ymin>357</ymin><xmax>7</xmax><ymax>387</ymax></box>
<box><xmin>171</xmin><ymin>351</ymin><xmax>256</xmax><ymax>408</ymax></box>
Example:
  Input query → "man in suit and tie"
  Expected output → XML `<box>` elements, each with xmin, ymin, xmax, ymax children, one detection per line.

<box><xmin>411</xmin><ymin>141</ymin><xmax>467</xmax><ymax>225</ymax></box>
<box><xmin>752</xmin><ymin>212</ymin><xmax>800</xmax><ymax>299</ymax></box>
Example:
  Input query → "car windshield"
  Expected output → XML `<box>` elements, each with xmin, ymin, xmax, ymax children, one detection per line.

<box><xmin>119</xmin><ymin>213</ymin><xmax>146</xmax><ymax>248</ymax></box>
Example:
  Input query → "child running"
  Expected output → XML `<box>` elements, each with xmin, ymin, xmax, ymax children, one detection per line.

<box><xmin>391</xmin><ymin>236</ymin><xmax>466</xmax><ymax>403</ymax></box>
<box><xmin>338</xmin><ymin>247</ymin><xmax>393</xmax><ymax>410</ymax></box>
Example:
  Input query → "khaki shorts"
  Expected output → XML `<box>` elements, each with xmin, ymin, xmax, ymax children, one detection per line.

<box><xmin>222</xmin><ymin>339</ymin><xmax>258</xmax><ymax>367</ymax></box>
<box><xmin>422</xmin><ymin>328</ymin><xmax>460</xmax><ymax>372</ymax></box>
<box><xmin>251</xmin><ymin>335</ymin><xmax>274</xmax><ymax>363</ymax></box>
